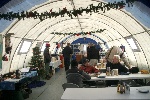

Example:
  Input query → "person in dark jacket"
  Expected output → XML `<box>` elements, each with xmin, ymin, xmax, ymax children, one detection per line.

<box><xmin>62</xmin><ymin>43</ymin><xmax>73</xmax><ymax>71</ymax></box>
<box><xmin>106</xmin><ymin>55</ymin><xmax>129</xmax><ymax>86</ymax></box>
<box><xmin>87</xmin><ymin>43</ymin><xmax>91</xmax><ymax>60</ymax></box>
<box><xmin>110</xmin><ymin>55</ymin><xmax>129</xmax><ymax>74</ymax></box>
<box><xmin>66</xmin><ymin>60</ymin><xmax>91</xmax><ymax>87</ymax></box>
<box><xmin>43</xmin><ymin>43</ymin><xmax>51</xmax><ymax>80</ymax></box>
<box><xmin>89</xmin><ymin>45</ymin><xmax>99</xmax><ymax>66</ymax></box>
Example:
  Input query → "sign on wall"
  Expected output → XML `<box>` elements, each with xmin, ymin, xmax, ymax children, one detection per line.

<box><xmin>0</xmin><ymin>34</ymin><xmax>2</xmax><ymax>69</ymax></box>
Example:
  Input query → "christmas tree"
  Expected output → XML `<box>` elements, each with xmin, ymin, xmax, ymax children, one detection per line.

<box><xmin>28</xmin><ymin>47</ymin><xmax>45</xmax><ymax>78</ymax></box>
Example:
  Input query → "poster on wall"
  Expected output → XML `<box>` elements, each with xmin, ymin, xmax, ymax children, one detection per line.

<box><xmin>0</xmin><ymin>34</ymin><xmax>2</xmax><ymax>69</ymax></box>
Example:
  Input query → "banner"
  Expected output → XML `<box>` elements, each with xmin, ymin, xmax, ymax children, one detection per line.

<box><xmin>0</xmin><ymin>34</ymin><xmax>2</xmax><ymax>69</ymax></box>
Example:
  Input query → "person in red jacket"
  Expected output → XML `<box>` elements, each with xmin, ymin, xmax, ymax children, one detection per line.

<box><xmin>79</xmin><ymin>59</ymin><xmax>99</xmax><ymax>87</ymax></box>
<box><xmin>79</xmin><ymin>59</ymin><xmax>99</xmax><ymax>74</ymax></box>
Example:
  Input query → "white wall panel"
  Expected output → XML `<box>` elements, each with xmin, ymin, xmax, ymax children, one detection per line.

<box><xmin>9</xmin><ymin>19</ymin><xmax>38</xmax><ymax>38</ymax></box>
<box><xmin>105</xmin><ymin>9</ymin><xmax>145</xmax><ymax>34</ymax></box>
<box><xmin>79</xmin><ymin>14</ymin><xmax>130</xmax><ymax>38</ymax></box>
<box><xmin>17</xmin><ymin>54</ymin><xmax>27</xmax><ymax>69</ymax></box>
<box><xmin>134</xmin><ymin>33</ymin><xmax>150</xmax><ymax>70</ymax></box>
<box><xmin>134</xmin><ymin>35</ymin><xmax>148</xmax><ymax>69</ymax></box>
<box><xmin>9</xmin><ymin>38</ymin><xmax>22</xmax><ymax>69</ymax></box>
<box><xmin>119</xmin><ymin>38</ymin><xmax>137</xmax><ymax>66</ymax></box>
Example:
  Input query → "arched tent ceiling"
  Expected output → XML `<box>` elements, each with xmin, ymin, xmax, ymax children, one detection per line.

<box><xmin>2</xmin><ymin>0</ymin><xmax>149</xmax><ymax>42</ymax></box>
<box><xmin>0</xmin><ymin>0</ymin><xmax>150</xmax><ymax>74</ymax></box>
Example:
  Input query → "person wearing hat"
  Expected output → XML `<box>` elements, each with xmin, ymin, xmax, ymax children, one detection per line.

<box><xmin>66</xmin><ymin>60</ymin><xmax>91</xmax><ymax>87</ymax></box>
<box><xmin>79</xmin><ymin>59</ymin><xmax>99</xmax><ymax>74</ymax></box>
<box><xmin>105</xmin><ymin>46</ymin><xmax>131</xmax><ymax>69</ymax></box>
<box><xmin>43</xmin><ymin>43</ymin><xmax>51</xmax><ymax>80</ymax></box>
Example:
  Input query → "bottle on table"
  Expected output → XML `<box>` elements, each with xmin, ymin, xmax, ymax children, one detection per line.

<box><xmin>106</xmin><ymin>67</ymin><xmax>110</xmax><ymax>76</ymax></box>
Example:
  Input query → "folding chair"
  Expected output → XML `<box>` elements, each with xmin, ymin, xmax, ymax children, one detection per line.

<box><xmin>146</xmin><ymin>81</ymin><xmax>150</xmax><ymax>86</ymax></box>
<box><xmin>62</xmin><ymin>83</ymin><xmax>79</xmax><ymax>91</ymax></box>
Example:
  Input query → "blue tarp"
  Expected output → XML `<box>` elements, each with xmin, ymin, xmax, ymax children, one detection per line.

<box><xmin>0</xmin><ymin>0</ymin><xmax>12</xmax><ymax>8</ymax></box>
<box><xmin>138</xmin><ymin>0</ymin><xmax>150</xmax><ymax>8</ymax></box>
<box><xmin>0</xmin><ymin>71</ymin><xmax>37</xmax><ymax>90</ymax></box>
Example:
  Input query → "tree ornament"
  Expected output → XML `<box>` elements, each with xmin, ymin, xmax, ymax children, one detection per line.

<box><xmin>76</xmin><ymin>33</ymin><xmax>80</xmax><ymax>36</ymax></box>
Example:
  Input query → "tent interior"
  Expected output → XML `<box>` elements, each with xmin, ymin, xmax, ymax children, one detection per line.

<box><xmin>0</xmin><ymin>0</ymin><xmax>150</xmax><ymax>75</ymax></box>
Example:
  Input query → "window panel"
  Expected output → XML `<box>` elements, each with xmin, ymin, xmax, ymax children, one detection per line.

<box><xmin>126</xmin><ymin>38</ymin><xmax>137</xmax><ymax>49</ymax></box>
<box><xmin>125</xmin><ymin>36</ymin><xmax>140</xmax><ymax>52</ymax></box>
<box><xmin>41</xmin><ymin>42</ymin><xmax>47</xmax><ymax>52</ymax></box>
<box><xmin>18</xmin><ymin>40</ymin><xmax>32</xmax><ymax>54</ymax></box>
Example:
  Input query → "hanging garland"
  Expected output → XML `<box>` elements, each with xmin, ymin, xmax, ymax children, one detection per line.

<box><xmin>0</xmin><ymin>0</ymin><xmax>136</xmax><ymax>21</ymax></box>
<box><xmin>51</xmin><ymin>29</ymin><xmax>106</xmax><ymax>36</ymax></box>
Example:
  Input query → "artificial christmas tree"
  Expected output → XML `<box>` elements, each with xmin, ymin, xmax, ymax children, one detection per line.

<box><xmin>28</xmin><ymin>47</ymin><xmax>45</xmax><ymax>78</ymax></box>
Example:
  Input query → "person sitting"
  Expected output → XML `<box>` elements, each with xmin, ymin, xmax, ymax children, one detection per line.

<box><xmin>79</xmin><ymin>59</ymin><xmax>99</xmax><ymax>74</ymax></box>
<box><xmin>106</xmin><ymin>55</ymin><xmax>129</xmax><ymax>86</ymax></box>
<box><xmin>66</xmin><ymin>60</ymin><xmax>91</xmax><ymax>87</ymax></box>
<box><xmin>79</xmin><ymin>59</ymin><xmax>100</xmax><ymax>87</ymax></box>
<box><xmin>110</xmin><ymin>55</ymin><xmax>129</xmax><ymax>74</ymax></box>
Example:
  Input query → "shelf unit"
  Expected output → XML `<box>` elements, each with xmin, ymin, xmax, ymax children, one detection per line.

<box><xmin>71</xmin><ymin>44</ymin><xmax>80</xmax><ymax>54</ymax></box>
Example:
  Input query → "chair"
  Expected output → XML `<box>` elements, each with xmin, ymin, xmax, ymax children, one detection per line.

<box><xmin>126</xmin><ymin>80</ymin><xmax>141</xmax><ymax>87</ymax></box>
<box><xmin>146</xmin><ymin>81</ymin><xmax>150</xmax><ymax>86</ymax></box>
<box><xmin>66</xmin><ymin>73</ymin><xmax>94</xmax><ymax>88</ymax></box>
<box><xmin>62</xmin><ymin>83</ymin><xmax>79</xmax><ymax>91</ymax></box>
<box><xmin>66</xmin><ymin>73</ymin><xmax>84</xmax><ymax>88</ymax></box>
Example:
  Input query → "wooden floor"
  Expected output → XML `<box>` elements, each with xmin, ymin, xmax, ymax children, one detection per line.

<box><xmin>26</xmin><ymin>68</ymin><xmax>66</xmax><ymax>100</ymax></box>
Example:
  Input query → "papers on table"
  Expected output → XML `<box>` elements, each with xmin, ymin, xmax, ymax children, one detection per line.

<box><xmin>19</xmin><ymin>67</ymin><xmax>30</xmax><ymax>72</ymax></box>
<box><xmin>97</xmin><ymin>73</ymin><xmax>106</xmax><ymax>78</ymax></box>
<box><xmin>4</xmin><ymin>78</ymin><xmax>20</xmax><ymax>82</ymax></box>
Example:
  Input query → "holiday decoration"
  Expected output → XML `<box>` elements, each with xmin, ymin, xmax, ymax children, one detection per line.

<box><xmin>0</xmin><ymin>34</ymin><xmax>2</xmax><ymax>68</ymax></box>
<box><xmin>50</xmin><ymin>29</ymin><xmax>106</xmax><ymax>36</ymax></box>
<box><xmin>28</xmin><ymin>47</ymin><xmax>45</xmax><ymax>78</ymax></box>
<box><xmin>0</xmin><ymin>0</ymin><xmax>136</xmax><ymax>21</ymax></box>
<box><xmin>2</xmin><ymin>54</ymin><xmax>8</xmax><ymax>61</ymax></box>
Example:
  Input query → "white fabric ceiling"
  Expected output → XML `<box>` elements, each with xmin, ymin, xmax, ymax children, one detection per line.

<box><xmin>0</xmin><ymin>0</ymin><xmax>150</xmax><ymax>74</ymax></box>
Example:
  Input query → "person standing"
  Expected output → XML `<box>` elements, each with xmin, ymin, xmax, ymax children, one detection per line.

<box><xmin>89</xmin><ymin>44</ymin><xmax>99</xmax><ymax>66</ymax></box>
<box><xmin>44</xmin><ymin>43</ymin><xmax>51</xmax><ymax>80</ymax></box>
<box><xmin>87</xmin><ymin>43</ymin><xmax>91</xmax><ymax>60</ymax></box>
<box><xmin>62</xmin><ymin>43</ymin><xmax>73</xmax><ymax>71</ymax></box>
<box><xmin>105</xmin><ymin>46</ymin><xmax>130</xmax><ymax>69</ymax></box>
